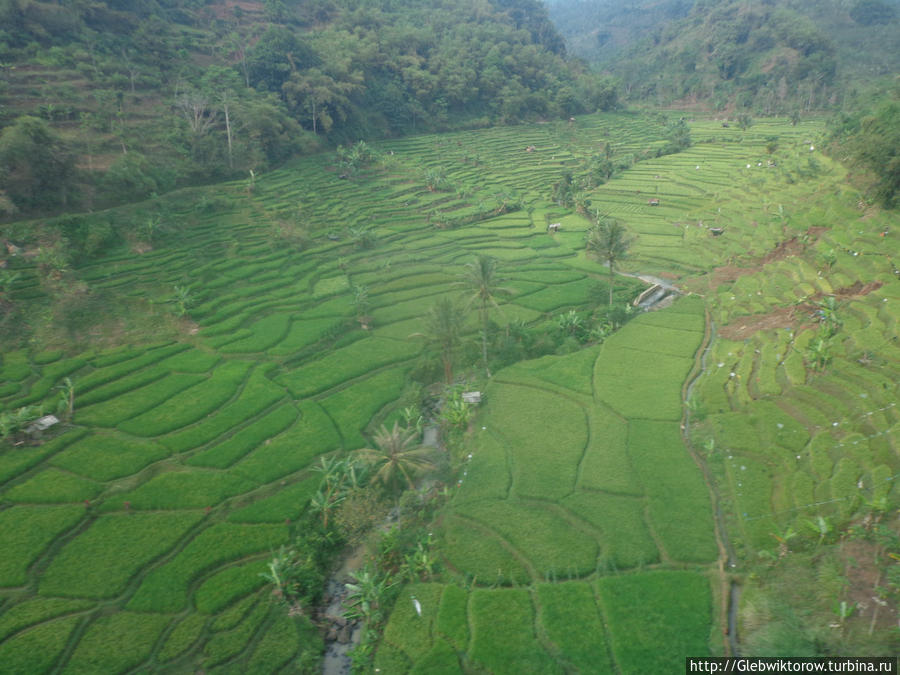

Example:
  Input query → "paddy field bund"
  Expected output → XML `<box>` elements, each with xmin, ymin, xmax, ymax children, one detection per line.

<box><xmin>1</xmin><ymin>113</ymin><xmax>897</xmax><ymax>672</ymax></box>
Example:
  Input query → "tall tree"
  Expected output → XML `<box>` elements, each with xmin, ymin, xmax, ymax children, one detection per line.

<box><xmin>462</xmin><ymin>254</ymin><xmax>511</xmax><ymax>377</ymax></box>
<box><xmin>586</xmin><ymin>213</ymin><xmax>633</xmax><ymax>306</ymax></box>
<box><xmin>413</xmin><ymin>297</ymin><xmax>465</xmax><ymax>384</ymax></box>
<box><xmin>0</xmin><ymin>116</ymin><xmax>75</xmax><ymax>210</ymax></box>
<box><xmin>282</xmin><ymin>67</ymin><xmax>361</xmax><ymax>135</ymax></box>
<box><xmin>202</xmin><ymin>66</ymin><xmax>244</xmax><ymax>169</ymax></box>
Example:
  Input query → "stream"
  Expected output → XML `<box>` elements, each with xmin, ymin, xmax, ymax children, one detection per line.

<box><xmin>319</xmin><ymin>280</ymin><xmax>738</xmax><ymax>671</ymax></box>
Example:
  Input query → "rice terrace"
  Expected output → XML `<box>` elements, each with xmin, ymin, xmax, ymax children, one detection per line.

<box><xmin>1</xmin><ymin>111</ymin><xmax>899</xmax><ymax>673</ymax></box>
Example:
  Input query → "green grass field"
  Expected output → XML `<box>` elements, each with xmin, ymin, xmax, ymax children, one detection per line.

<box><xmin>1</xmin><ymin>112</ymin><xmax>897</xmax><ymax>671</ymax></box>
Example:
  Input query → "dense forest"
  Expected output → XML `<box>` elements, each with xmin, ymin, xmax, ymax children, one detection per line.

<box><xmin>0</xmin><ymin>0</ymin><xmax>616</xmax><ymax>215</ymax></box>
<box><xmin>547</xmin><ymin>0</ymin><xmax>899</xmax><ymax>110</ymax></box>
<box><xmin>1</xmin><ymin>0</ymin><xmax>898</xmax><ymax>217</ymax></box>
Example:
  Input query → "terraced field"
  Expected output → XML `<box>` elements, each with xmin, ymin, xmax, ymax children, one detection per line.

<box><xmin>2</xmin><ymin>113</ymin><xmax>898</xmax><ymax>671</ymax></box>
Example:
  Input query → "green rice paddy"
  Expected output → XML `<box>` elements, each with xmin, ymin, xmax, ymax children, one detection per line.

<box><xmin>1</xmin><ymin>112</ymin><xmax>897</xmax><ymax>672</ymax></box>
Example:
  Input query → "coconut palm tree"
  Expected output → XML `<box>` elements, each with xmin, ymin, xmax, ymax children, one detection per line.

<box><xmin>463</xmin><ymin>254</ymin><xmax>511</xmax><ymax>377</ymax></box>
<box><xmin>412</xmin><ymin>297</ymin><xmax>465</xmax><ymax>384</ymax></box>
<box><xmin>356</xmin><ymin>421</ymin><xmax>435</xmax><ymax>492</ymax></box>
<box><xmin>586</xmin><ymin>213</ymin><xmax>633</xmax><ymax>306</ymax></box>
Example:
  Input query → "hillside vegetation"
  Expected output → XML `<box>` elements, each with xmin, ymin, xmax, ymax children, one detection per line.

<box><xmin>0</xmin><ymin>0</ymin><xmax>615</xmax><ymax>216</ymax></box>
<box><xmin>547</xmin><ymin>0</ymin><xmax>900</xmax><ymax>111</ymax></box>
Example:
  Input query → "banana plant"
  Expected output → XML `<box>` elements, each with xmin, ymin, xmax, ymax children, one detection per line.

<box><xmin>343</xmin><ymin>564</ymin><xmax>396</xmax><ymax>625</ymax></box>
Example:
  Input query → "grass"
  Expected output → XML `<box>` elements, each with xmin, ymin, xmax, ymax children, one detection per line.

<box><xmin>232</xmin><ymin>401</ymin><xmax>340</xmax><ymax>483</ymax></box>
<box><xmin>319</xmin><ymin>367</ymin><xmax>409</xmax><ymax>449</ymax></box>
<box><xmin>39</xmin><ymin>511</ymin><xmax>204</xmax><ymax>598</ymax></box>
<box><xmin>157</xmin><ymin>612</ymin><xmax>207</xmax><ymax>663</ymax></box>
<box><xmin>202</xmin><ymin>598</ymin><xmax>268</xmax><ymax>667</ymax></box>
<box><xmin>50</xmin><ymin>432</ymin><xmax>171</xmax><ymax>481</ymax></box>
<box><xmin>436</xmin><ymin>584</ymin><xmax>469</xmax><ymax>650</ymax></box>
<box><xmin>628</xmin><ymin>420</ymin><xmax>717</xmax><ymax>563</ymax></box>
<box><xmin>193</xmin><ymin>560</ymin><xmax>268</xmax><ymax>614</ymax></box>
<box><xmin>453</xmin><ymin>430</ymin><xmax>510</xmax><ymax>503</ymax></box>
<box><xmin>455</xmin><ymin>500</ymin><xmax>598</xmax><ymax>577</ymax></box>
<box><xmin>0</xmin><ymin>429</ymin><xmax>88</xmax><ymax>485</ymax></box>
<box><xmin>243</xmin><ymin>611</ymin><xmax>308</xmax><ymax>673</ymax></box>
<box><xmin>513</xmin><ymin>344</ymin><xmax>601</xmax><ymax>396</ymax></box>
<box><xmin>187</xmin><ymin>403</ymin><xmax>299</xmax><ymax>469</ymax></box>
<box><xmin>594</xmin><ymin>345</ymin><xmax>694</xmax><ymax>420</ymax></box>
<box><xmin>438</xmin><ymin>514</ymin><xmax>531</xmax><ymax>586</ymax></box>
<box><xmin>158</xmin><ymin>367</ymin><xmax>287</xmax><ymax>453</ymax></box>
<box><xmin>127</xmin><ymin>523</ymin><xmax>287</xmax><ymax>612</ymax></box>
<box><xmin>596</xmin><ymin>571</ymin><xmax>712</xmax><ymax>672</ymax></box>
<box><xmin>74</xmin><ymin>371</ymin><xmax>206</xmax><ymax>427</ymax></box>
<box><xmin>485</xmin><ymin>382</ymin><xmax>586</xmax><ymax>500</ymax></box>
<box><xmin>537</xmin><ymin>582</ymin><xmax>614</xmax><ymax>673</ymax></box>
<box><xmin>2</xmin><ymin>468</ymin><xmax>102</xmax><ymax>503</ymax></box>
<box><xmin>560</xmin><ymin>492</ymin><xmax>659</xmax><ymax>569</ymax></box>
<box><xmin>0</xmin><ymin>615</ymin><xmax>81</xmax><ymax>675</ymax></box>
<box><xmin>381</xmin><ymin>582</ymin><xmax>445</xmax><ymax>662</ymax></box>
<box><xmin>227</xmin><ymin>474</ymin><xmax>319</xmax><ymax>523</ymax></box>
<box><xmin>0</xmin><ymin>505</ymin><xmax>85</xmax><ymax>586</ymax></box>
<box><xmin>0</xmin><ymin>597</ymin><xmax>92</xmax><ymax>642</ymax></box>
<box><xmin>468</xmin><ymin>589</ymin><xmax>561</xmax><ymax>674</ymax></box>
<box><xmin>105</xmin><ymin>470</ymin><xmax>258</xmax><ymax>510</ymax></box>
<box><xmin>578</xmin><ymin>408</ymin><xmax>639</xmax><ymax>495</ymax></box>
<box><xmin>61</xmin><ymin>611</ymin><xmax>171</xmax><ymax>674</ymax></box>
<box><xmin>117</xmin><ymin>359</ymin><xmax>252</xmax><ymax>436</ymax></box>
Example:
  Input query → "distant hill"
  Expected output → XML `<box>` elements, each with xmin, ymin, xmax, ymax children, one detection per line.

<box><xmin>546</xmin><ymin>0</ymin><xmax>900</xmax><ymax>111</ymax></box>
<box><xmin>0</xmin><ymin>0</ymin><xmax>616</xmax><ymax>216</ymax></box>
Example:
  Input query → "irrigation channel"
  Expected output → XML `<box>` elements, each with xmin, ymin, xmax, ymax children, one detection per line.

<box><xmin>683</xmin><ymin>311</ymin><xmax>742</xmax><ymax>656</ymax></box>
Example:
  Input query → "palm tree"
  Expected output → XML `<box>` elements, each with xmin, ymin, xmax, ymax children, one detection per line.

<box><xmin>356</xmin><ymin>422</ymin><xmax>435</xmax><ymax>492</ymax></box>
<box><xmin>586</xmin><ymin>213</ymin><xmax>633</xmax><ymax>306</ymax></box>
<box><xmin>412</xmin><ymin>297</ymin><xmax>465</xmax><ymax>384</ymax></box>
<box><xmin>463</xmin><ymin>255</ymin><xmax>511</xmax><ymax>377</ymax></box>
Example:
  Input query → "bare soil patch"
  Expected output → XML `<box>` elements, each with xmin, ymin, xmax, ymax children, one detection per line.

<box><xmin>839</xmin><ymin>537</ymin><xmax>899</xmax><ymax>634</ymax></box>
<box><xmin>834</xmin><ymin>281</ymin><xmax>883</xmax><ymax>299</ymax></box>
<box><xmin>706</xmin><ymin>226</ymin><xmax>831</xmax><ymax>291</ymax></box>
<box><xmin>718</xmin><ymin>306</ymin><xmax>813</xmax><ymax>341</ymax></box>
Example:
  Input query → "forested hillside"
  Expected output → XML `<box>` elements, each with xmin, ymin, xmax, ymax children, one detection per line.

<box><xmin>0</xmin><ymin>0</ymin><xmax>616</xmax><ymax>216</ymax></box>
<box><xmin>546</xmin><ymin>0</ymin><xmax>900</xmax><ymax>111</ymax></box>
